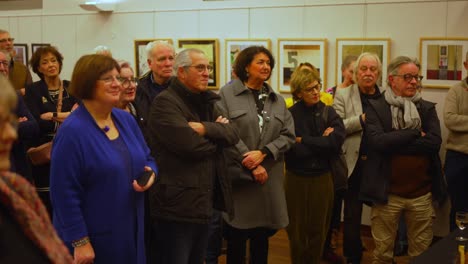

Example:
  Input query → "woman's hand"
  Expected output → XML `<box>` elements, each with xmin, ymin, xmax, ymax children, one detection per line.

<box><xmin>73</xmin><ymin>242</ymin><xmax>95</xmax><ymax>264</ymax></box>
<box><xmin>40</xmin><ymin>112</ymin><xmax>54</xmax><ymax>121</ymax></box>
<box><xmin>132</xmin><ymin>166</ymin><xmax>156</xmax><ymax>192</ymax></box>
<box><xmin>252</xmin><ymin>165</ymin><xmax>268</xmax><ymax>185</ymax></box>
<box><xmin>322</xmin><ymin>127</ymin><xmax>334</xmax><ymax>137</ymax></box>
<box><xmin>242</xmin><ymin>150</ymin><xmax>266</xmax><ymax>170</ymax></box>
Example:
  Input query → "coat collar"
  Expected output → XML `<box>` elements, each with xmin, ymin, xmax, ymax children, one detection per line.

<box><xmin>231</xmin><ymin>79</ymin><xmax>278</xmax><ymax>101</ymax></box>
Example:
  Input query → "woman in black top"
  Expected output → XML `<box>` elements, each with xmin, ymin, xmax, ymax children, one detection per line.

<box><xmin>285</xmin><ymin>68</ymin><xmax>345</xmax><ymax>264</ymax></box>
<box><xmin>24</xmin><ymin>46</ymin><xmax>78</xmax><ymax>217</ymax></box>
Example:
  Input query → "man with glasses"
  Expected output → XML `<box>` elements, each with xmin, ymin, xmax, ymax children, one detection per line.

<box><xmin>0</xmin><ymin>49</ymin><xmax>38</xmax><ymax>182</ymax></box>
<box><xmin>135</xmin><ymin>40</ymin><xmax>175</xmax><ymax>140</ymax></box>
<box><xmin>146</xmin><ymin>48</ymin><xmax>237</xmax><ymax>264</ymax></box>
<box><xmin>362</xmin><ymin>56</ymin><xmax>446</xmax><ymax>263</ymax></box>
<box><xmin>0</xmin><ymin>29</ymin><xmax>32</xmax><ymax>94</ymax></box>
<box><xmin>333</xmin><ymin>52</ymin><xmax>383</xmax><ymax>264</ymax></box>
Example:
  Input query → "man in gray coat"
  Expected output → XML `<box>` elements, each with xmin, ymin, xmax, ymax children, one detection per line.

<box><xmin>333</xmin><ymin>52</ymin><xmax>383</xmax><ymax>264</ymax></box>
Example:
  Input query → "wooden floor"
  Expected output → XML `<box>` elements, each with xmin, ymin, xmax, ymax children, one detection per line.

<box><xmin>218</xmin><ymin>227</ymin><xmax>411</xmax><ymax>264</ymax></box>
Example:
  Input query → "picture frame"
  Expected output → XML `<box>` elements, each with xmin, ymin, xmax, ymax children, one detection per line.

<box><xmin>336</xmin><ymin>38</ymin><xmax>391</xmax><ymax>87</ymax></box>
<box><xmin>419</xmin><ymin>37</ymin><xmax>468</xmax><ymax>89</ymax></box>
<box><xmin>224</xmin><ymin>39</ymin><xmax>271</xmax><ymax>82</ymax></box>
<box><xmin>134</xmin><ymin>39</ymin><xmax>173</xmax><ymax>77</ymax></box>
<box><xmin>178</xmin><ymin>39</ymin><xmax>219</xmax><ymax>89</ymax></box>
<box><xmin>278</xmin><ymin>39</ymin><xmax>327</xmax><ymax>93</ymax></box>
<box><xmin>12</xmin><ymin>44</ymin><xmax>28</xmax><ymax>66</ymax></box>
<box><xmin>31</xmin><ymin>43</ymin><xmax>51</xmax><ymax>54</ymax></box>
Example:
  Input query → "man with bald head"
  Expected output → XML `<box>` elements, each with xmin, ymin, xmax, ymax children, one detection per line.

<box><xmin>0</xmin><ymin>29</ymin><xmax>32</xmax><ymax>95</ymax></box>
<box><xmin>333</xmin><ymin>52</ymin><xmax>383</xmax><ymax>264</ymax></box>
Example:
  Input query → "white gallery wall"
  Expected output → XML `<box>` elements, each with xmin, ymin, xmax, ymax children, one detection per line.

<box><xmin>1</xmin><ymin>0</ymin><xmax>467</xmax><ymax>230</ymax></box>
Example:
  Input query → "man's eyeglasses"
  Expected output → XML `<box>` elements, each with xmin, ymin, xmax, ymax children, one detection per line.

<box><xmin>0</xmin><ymin>38</ymin><xmax>14</xmax><ymax>43</ymax></box>
<box><xmin>394</xmin><ymin>74</ymin><xmax>424</xmax><ymax>82</ymax></box>
<box><xmin>118</xmin><ymin>77</ymin><xmax>138</xmax><ymax>88</ymax></box>
<box><xmin>303</xmin><ymin>83</ymin><xmax>321</xmax><ymax>93</ymax></box>
<box><xmin>187</xmin><ymin>64</ymin><xmax>213</xmax><ymax>73</ymax></box>
<box><xmin>0</xmin><ymin>60</ymin><xmax>9</xmax><ymax>67</ymax></box>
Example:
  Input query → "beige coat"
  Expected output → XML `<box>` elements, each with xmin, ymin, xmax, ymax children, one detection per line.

<box><xmin>444</xmin><ymin>78</ymin><xmax>468</xmax><ymax>154</ymax></box>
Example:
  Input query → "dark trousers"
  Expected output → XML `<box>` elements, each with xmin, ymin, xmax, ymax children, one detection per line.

<box><xmin>343</xmin><ymin>163</ymin><xmax>363</xmax><ymax>263</ymax></box>
<box><xmin>225</xmin><ymin>224</ymin><xmax>276</xmax><ymax>264</ymax></box>
<box><xmin>149</xmin><ymin>219</ymin><xmax>210</xmax><ymax>264</ymax></box>
<box><xmin>205</xmin><ymin>210</ymin><xmax>223</xmax><ymax>264</ymax></box>
<box><xmin>445</xmin><ymin>150</ymin><xmax>468</xmax><ymax>231</ymax></box>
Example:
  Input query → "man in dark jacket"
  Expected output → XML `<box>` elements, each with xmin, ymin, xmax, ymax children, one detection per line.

<box><xmin>134</xmin><ymin>40</ymin><xmax>175</xmax><ymax>140</ymax></box>
<box><xmin>147</xmin><ymin>48</ymin><xmax>238</xmax><ymax>264</ymax></box>
<box><xmin>362</xmin><ymin>56</ymin><xmax>447</xmax><ymax>263</ymax></box>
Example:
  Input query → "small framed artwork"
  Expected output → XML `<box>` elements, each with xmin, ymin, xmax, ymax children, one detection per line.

<box><xmin>134</xmin><ymin>39</ymin><xmax>173</xmax><ymax>77</ymax></box>
<box><xmin>278</xmin><ymin>39</ymin><xmax>327</xmax><ymax>93</ymax></box>
<box><xmin>31</xmin><ymin>43</ymin><xmax>51</xmax><ymax>54</ymax></box>
<box><xmin>178</xmin><ymin>39</ymin><xmax>219</xmax><ymax>89</ymax></box>
<box><xmin>224</xmin><ymin>39</ymin><xmax>271</xmax><ymax>82</ymax></box>
<box><xmin>336</xmin><ymin>38</ymin><xmax>391</xmax><ymax>87</ymax></box>
<box><xmin>419</xmin><ymin>37</ymin><xmax>468</xmax><ymax>89</ymax></box>
<box><xmin>12</xmin><ymin>44</ymin><xmax>28</xmax><ymax>66</ymax></box>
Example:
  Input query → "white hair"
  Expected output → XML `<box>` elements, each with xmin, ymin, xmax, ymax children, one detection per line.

<box><xmin>145</xmin><ymin>40</ymin><xmax>175</xmax><ymax>61</ymax></box>
<box><xmin>93</xmin><ymin>45</ymin><xmax>112</xmax><ymax>57</ymax></box>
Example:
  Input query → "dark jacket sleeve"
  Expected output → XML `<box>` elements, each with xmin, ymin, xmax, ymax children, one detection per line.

<box><xmin>24</xmin><ymin>82</ymin><xmax>56</xmax><ymax>139</ymax></box>
<box><xmin>149</xmin><ymin>93</ymin><xmax>236</xmax><ymax>160</ymax></box>
<box><xmin>201</xmin><ymin>103</ymin><xmax>239</xmax><ymax>147</ymax></box>
<box><xmin>16</xmin><ymin>95</ymin><xmax>39</xmax><ymax>140</ymax></box>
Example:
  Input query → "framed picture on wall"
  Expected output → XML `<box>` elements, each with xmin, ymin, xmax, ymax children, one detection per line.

<box><xmin>178</xmin><ymin>39</ymin><xmax>219</xmax><ymax>89</ymax></box>
<box><xmin>224</xmin><ymin>39</ymin><xmax>271</xmax><ymax>82</ymax></box>
<box><xmin>134</xmin><ymin>39</ymin><xmax>173</xmax><ymax>77</ymax></box>
<box><xmin>13</xmin><ymin>44</ymin><xmax>28</xmax><ymax>66</ymax></box>
<box><xmin>278</xmin><ymin>39</ymin><xmax>327</xmax><ymax>93</ymax></box>
<box><xmin>419</xmin><ymin>37</ymin><xmax>468</xmax><ymax>89</ymax></box>
<box><xmin>31</xmin><ymin>43</ymin><xmax>51</xmax><ymax>55</ymax></box>
<box><xmin>336</xmin><ymin>38</ymin><xmax>391</xmax><ymax>87</ymax></box>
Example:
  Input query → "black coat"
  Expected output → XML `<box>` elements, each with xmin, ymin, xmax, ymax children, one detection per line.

<box><xmin>360</xmin><ymin>92</ymin><xmax>447</xmax><ymax>206</ymax></box>
<box><xmin>147</xmin><ymin>78</ymin><xmax>238</xmax><ymax>224</ymax></box>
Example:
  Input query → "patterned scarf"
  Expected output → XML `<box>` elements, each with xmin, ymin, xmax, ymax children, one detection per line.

<box><xmin>384</xmin><ymin>88</ymin><xmax>422</xmax><ymax>130</ymax></box>
<box><xmin>0</xmin><ymin>171</ymin><xmax>73</xmax><ymax>263</ymax></box>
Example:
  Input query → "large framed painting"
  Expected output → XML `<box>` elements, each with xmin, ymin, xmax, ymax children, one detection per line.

<box><xmin>419</xmin><ymin>37</ymin><xmax>468</xmax><ymax>89</ymax></box>
<box><xmin>224</xmin><ymin>39</ymin><xmax>271</xmax><ymax>82</ymax></box>
<box><xmin>336</xmin><ymin>38</ymin><xmax>391</xmax><ymax>87</ymax></box>
<box><xmin>13</xmin><ymin>43</ymin><xmax>28</xmax><ymax>66</ymax></box>
<box><xmin>178</xmin><ymin>39</ymin><xmax>219</xmax><ymax>89</ymax></box>
<box><xmin>278</xmin><ymin>39</ymin><xmax>327</xmax><ymax>93</ymax></box>
<box><xmin>134</xmin><ymin>38</ymin><xmax>173</xmax><ymax>77</ymax></box>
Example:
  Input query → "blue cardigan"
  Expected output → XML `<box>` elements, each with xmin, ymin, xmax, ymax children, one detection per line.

<box><xmin>50</xmin><ymin>105</ymin><xmax>157</xmax><ymax>264</ymax></box>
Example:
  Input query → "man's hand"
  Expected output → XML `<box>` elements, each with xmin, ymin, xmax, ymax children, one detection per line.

<box><xmin>73</xmin><ymin>242</ymin><xmax>95</xmax><ymax>264</ymax></box>
<box><xmin>252</xmin><ymin>165</ymin><xmax>268</xmax><ymax>185</ymax></box>
<box><xmin>18</xmin><ymin>116</ymin><xmax>28</xmax><ymax>123</ymax></box>
<box><xmin>421</xmin><ymin>131</ymin><xmax>426</xmax><ymax>137</ymax></box>
<box><xmin>361</xmin><ymin>113</ymin><xmax>366</xmax><ymax>123</ymax></box>
<box><xmin>188</xmin><ymin>122</ymin><xmax>206</xmax><ymax>136</ymax></box>
<box><xmin>40</xmin><ymin>112</ymin><xmax>54</xmax><ymax>121</ymax></box>
<box><xmin>242</xmin><ymin>150</ymin><xmax>266</xmax><ymax>170</ymax></box>
<box><xmin>322</xmin><ymin>127</ymin><xmax>334</xmax><ymax>137</ymax></box>
<box><xmin>215</xmin><ymin>115</ymin><xmax>229</xmax><ymax>124</ymax></box>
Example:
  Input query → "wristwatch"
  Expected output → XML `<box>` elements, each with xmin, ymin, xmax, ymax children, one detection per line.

<box><xmin>52</xmin><ymin>112</ymin><xmax>58</xmax><ymax>118</ymax></box>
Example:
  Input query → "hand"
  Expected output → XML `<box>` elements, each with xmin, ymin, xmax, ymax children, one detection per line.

<box><xmin>215</xmin><ymin>115</ymin><xmax>229</xmax><ymax>124</ymax></box>
<box><xmin>19</xmin><ymin>88</ymin><xmax>26</xmax><ymax>96</ymax></box>
<box><xmin>295</xmin><ymin>137</ymin><xmax>302</xmax><ymax>143</ymax></box>
<box><xmin>188</xmin><ymin>122</ymin><xmax>206</xmax><ymax>136</ymax></box>
<box><xmin>72</xmin><ymin>103</ymin><xmax>80</xmax><ymax>112</ymax></box>
<box><xmin>132</xmin><ymin>166</ymin><xmax>156</xmax><ymax>192</ymax></box>
<box><xmin>322</xmin><ymin>127</ymin><xmax>334</xmax><ymax>136</ymax></box>
<box><xmin>18</xmin><ymin>116</ymin><xmax>28</xmax><ymax>123</ymax></box>
<box><xmin>73</xmin><ymin>242</ymin><xmax>95</xmax><ymax>264</ymax></box>
<box><xmin>252</xmin><ymin>165</ymin><xmax>268</xmax><ymax>185</ymax></box>
<box><xmin>40</xmin><ymin>112</ymin><xmax>54</xmax><ymax>121</ymax></box>
<box><xmin>361</xmin><ymin>113</ymin><xmax>366</xmax><ymax>123</ymax></box>
<box><xmin>421</xmin><ymin>131</ymin><xmax>426</xmax><ymax>137</ymax></box>
<box><xmin>242</xmin><ymin>150</ymin><xmax>266</xmax><ymax>170</ymax></box>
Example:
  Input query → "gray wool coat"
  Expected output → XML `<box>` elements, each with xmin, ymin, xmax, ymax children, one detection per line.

<box><xmin>218</xmin><ymin>79</ymin><xmax>295</xmax><ymax>229</ymax></box>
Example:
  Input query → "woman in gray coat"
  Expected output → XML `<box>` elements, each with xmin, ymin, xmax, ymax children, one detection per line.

<box><xmin>218</xmin><ymin>46</ymin><xmax>295</xmax><ymax>264</ymax></box>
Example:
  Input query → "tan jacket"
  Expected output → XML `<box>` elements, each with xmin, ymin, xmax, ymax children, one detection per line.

<box><xmin>444</xmin><ymin>78</ymin><xmax>468</xmax><ymax>154</ymax></box>
<box><xmin>9</xmin><ymin>60</ymin><xmax>32</xmax><ymax>91</ymax></box>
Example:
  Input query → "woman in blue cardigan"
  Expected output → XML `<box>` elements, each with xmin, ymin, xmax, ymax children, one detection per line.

<box><xmin>50</xmin><ymin>55</ymin><xmax>157</xmax><ymax>264</ymax></box>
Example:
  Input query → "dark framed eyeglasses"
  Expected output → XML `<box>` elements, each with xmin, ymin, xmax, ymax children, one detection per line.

<box><xmin>303</xmin><ymin>83</ymin><xmax>322</xmax><ymax>93</ymax></box>
<box><xmin>187</xmin><ymin>64</ymin><xmax>213</xmax><ymax>73</ymax></box>
<box><xmin>0</xmin><ymin>38</ymin><xmax>14</xmax><ymax>43</ymax></box>
<box><xmin>394</xmin><ymin>74</ymin><xmax>424</xmax><ymax>82</ymax></box>
<box><xmin>117</xmin><ymin>77</ymin><xmax>138</xmax><ymax>88</ymax></box>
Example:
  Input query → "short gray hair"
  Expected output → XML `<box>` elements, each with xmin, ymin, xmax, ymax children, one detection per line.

<box><xmin>0</xmin><ymin>29</ymin><xmax>9</xmax><ymax>35</ymax></box>
<box><xmin>146</xmin><ymin>40</ymin><xmax>175</xmax><ymax>61</ymax></box>
<box><xmin>0</xmin><ymin>49</ymin><xmax>11</xmax><ymax>61</ymax></box>
<box><xmin>353</xmin><ymin>52</ymin><xmax>382</xmax><ymax>83</ymax></box>
<box><xmin>93</xmin><ymin>45</ymin><xmax>112</xmax><ymax>57</ymax></box>
<box><xmin>386</xmin><ymin>56</ymin><xmax>420</xmax><ymax>86</ymax></box>
<box><xmin>174</xmin><ymin>48</ymin><xmax>205</xmax><ymax>77</ymax></box>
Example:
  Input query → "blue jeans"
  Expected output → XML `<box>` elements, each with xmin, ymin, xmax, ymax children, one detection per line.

<box><xmin>445</xmin><ymin>150</ymin><xmax>468</xmax><ymax>231</ymax></box>
<box><xmin>150</xmin><ymin>219</ymin><xmax>210</xmax><ymax>264</ymax></box>
<box><xmin>205</xmin><ymin>210</ymin><xmax>223</xmax><ymax>264</ymax></box>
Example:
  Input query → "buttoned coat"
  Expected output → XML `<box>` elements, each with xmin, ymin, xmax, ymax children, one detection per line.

<box><xmin>218</xmin><ymin>79</ymin><xmax>295</xmax><ymax>229</ymax></box>
<box><xmin>332</xmin><ymin>84</ymin><xmax>365</xmax><ymax>176</ymax></box>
